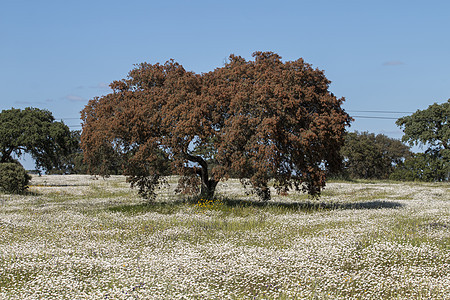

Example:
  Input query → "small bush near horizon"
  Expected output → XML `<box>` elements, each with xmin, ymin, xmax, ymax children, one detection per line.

<box><xmin>0</xmin><ymin>162</ymin><xmax>31</xmax><ymax>194</ymax></box>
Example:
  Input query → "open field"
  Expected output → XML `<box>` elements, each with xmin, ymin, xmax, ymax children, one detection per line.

<box><xmin>0</xmin><ymin>175</ymin><xmax>449</xmax><ymax>299</ymax></box>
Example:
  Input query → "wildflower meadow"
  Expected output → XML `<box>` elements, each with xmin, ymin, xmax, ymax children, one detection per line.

<box><xmin>0</xmin><ymin>175</ymin><xmax>448</xmax><ymax>299</ymax></box>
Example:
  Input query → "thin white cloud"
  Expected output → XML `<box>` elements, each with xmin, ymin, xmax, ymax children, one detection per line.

<box><xmin>66</xmin><ymin>95</ymin><xmax>86</xmax><ymax>102</ymax></box>
<box><xmin>15</xmin><ymin>100</ymin><xmax>48</xmax><ymax>106</ymax></box>
<box><xmin>75</xmin><ymin>83</ymin><xmax>109</xmax><ymax>90</ymax></box>
<box><xmin>382</xmin><ymin>61</ymin><xmax>404</xmax><ymax>66</ymax></box>
<box><xmin>15</xmin><ymin>100</ymin><xmax>34</xmax><ymax>105</ymax></box>
<box><xmin>96</xmin><ymin>82</ymin><xmax>109</xmax><ymax>89</ymax></box>
<box><xmin>86</xmin><ymin>82</ymin><xmax>110</xmax><ymax>89</ymax></box>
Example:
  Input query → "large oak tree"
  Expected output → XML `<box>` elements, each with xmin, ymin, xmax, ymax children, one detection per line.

<box><xmin>81</xmin><ymin>52</ymin><xmax>351</xmax><ymax>200</ymax></box>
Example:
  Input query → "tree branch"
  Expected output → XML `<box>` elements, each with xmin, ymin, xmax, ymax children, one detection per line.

<box><xmin>183</xmin><ymin>152</ymin><xmax>208</xmax><ymax>170</ymax></box>
<box><xmin>1</xmin><ymin>147</ymin><xmax>15</xmax><ymax>162</ymax></box>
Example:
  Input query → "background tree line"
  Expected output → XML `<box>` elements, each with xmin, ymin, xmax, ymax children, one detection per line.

<box><xmin>1</xmin><ymin>100</ymin><xmax>447</xmax><ymax>196</ymax></box>
<box><xmin>334</xmin><ymin>100</ymin><xmax>448</xmax><ymax>181</ymax></box>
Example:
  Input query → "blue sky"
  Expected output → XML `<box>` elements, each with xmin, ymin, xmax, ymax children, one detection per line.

<box><xmin>1</xmin><ymin>0</ymin><xmax>449</xmax><ymax>168</ymax></box>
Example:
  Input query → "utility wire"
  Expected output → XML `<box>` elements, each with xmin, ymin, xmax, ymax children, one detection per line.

<box><xmin>352</xmin><ymin>115</ymin><xmax>400</xmax><ymax>120</ymax></box>
<box><xmin>60</xmin><ymin>110</ymin><xmax>414</xmax><ymax>128</ymax></box>
<box><xmin>347</xmin><ymin>110</ymin><xmax>414</xmax><ymax>114</ymax></box>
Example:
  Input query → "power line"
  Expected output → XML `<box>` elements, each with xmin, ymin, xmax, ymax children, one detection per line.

<box><xmin>352</xmin><ymin>115</ymin><xmax>399</xmax><ymax>120</ymax></box>
<box><xmin>59</xmin><ymin>109</ymin><xmax>413</xmax><ymax>128</ymax></box>
<box><xmin>57</xmin><ymin>110</ymin><xmax>413</xmax><ymax>120</ymax></box>
<box><xmin>346</xmin><ymin>109</ymin><xmax>413</xmax><ymax>121</ymax></box>
<box><xmin>62</xmin><ymin>116</ymin><xmax>404</xmax><ymax>125</ymax></box>
<box><xmin>57</xmin><ymin>110</ymin><xmax>414</xmax><ymax>119</ymax></box>
<box><xmin>347</xmin><ymin>110</ymin><xmax>414</xmax><ymax>114</ymax></box>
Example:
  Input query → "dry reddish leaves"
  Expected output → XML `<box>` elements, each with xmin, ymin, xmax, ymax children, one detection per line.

<box><xmin>81</xmin><ymin>52</ymin><xmax>351</xmax><ymax>199</ymax></box>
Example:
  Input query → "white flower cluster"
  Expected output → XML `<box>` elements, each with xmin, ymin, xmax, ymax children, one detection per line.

<box><xmin>0</xmin><ymin>176</ymin><xmax>448</xmax><ymax>299</ymax></box>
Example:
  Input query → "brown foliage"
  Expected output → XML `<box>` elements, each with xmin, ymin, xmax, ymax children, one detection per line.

<box><xmin>81</xmin><ymin>52</ymin><xmax>351</xmax><ymax>200</ymax></box>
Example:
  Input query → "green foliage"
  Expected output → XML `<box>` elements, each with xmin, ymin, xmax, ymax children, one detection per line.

<box><xmin>390</xmin><ymin>151</ymin><xmax>449</xmax><ymax>182</ymax></box>
<box><xmin>0</xmin><ymin>107</ymin><xmax>78</xmax><ymax>173</ymax></box>
<box><xmin>339</xmin><ymin>131</ymin><xmax>411</xmax><ymax>179</ymax></box>
<box><xmin>46</xmin><ymin>130</ymin><xmax>89</xmax><ymax>175</ymax></box>
<box><xmin>396</xmin><ymin>100</ymin><xmax>449</xmax><ymax>181</ymax></box>
<box><xmin>0</xmin><ymin>162</ymin><xmax>31</xmax><ymax>194</ymax></box>
<box><xmin>396</xmin><ymin>99</ymin><xmax>449</xmax><ymax>151</ymax></box>
<box><xmin>70</xmin><ymin>152</ymin><xmax>90</xmax><ymax>174</ymax></box>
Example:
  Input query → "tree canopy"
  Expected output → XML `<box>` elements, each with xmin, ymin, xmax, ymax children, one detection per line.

<box><xmin>81</xmin><ymin>52</ymin><xmax>351</xmax><ymax>200</ymax></box>
<box><xmin>395</xmin><ymin>100</ymin><xmax>449</xmax><ymax>181</ymax></box>
<box><xmin>396</xmin><ymin>100</ymin><xmax>449</xmax><ymax>152</ymax></box>
<box><xmin>0</xmin><ymin>107</ymin><xmax>77</xmax><ymax>172</ymax></box>
<box><xmin>390</xmin><ymin>151</ymin><xmax>448</xmax><ymax>182</ymax></box>
<box><xmin>47</xmin><ymin>130</ymin><xmax>90</xmax><ymax>175</ymax></box>
<box><xmin>339</xmin><ymin>131</ymin><xmax>412</xmax><ymax>179</ymax></box>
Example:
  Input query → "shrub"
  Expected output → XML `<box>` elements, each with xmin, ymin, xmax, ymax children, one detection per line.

<box><xmin>0</xmin><ymin>163</ymin><xmax>32</xmax><ymax>194</ymax></box>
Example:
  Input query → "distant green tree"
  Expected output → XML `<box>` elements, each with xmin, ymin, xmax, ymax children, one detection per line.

<box><xmin>339</xmin><ymin>131</ymin><xmax>412</xmax><ymax>179</ymax></box>
<box><xmin>390</xmin><ymin>151</ymin><xmax>448</xmax><ymax>182</ymax></box>
<box><xmin>395</xmin><ymin>100</ymin><xmax>449</xmax><ymax>181</ymax></box>
<box><xmin>67</xmin><ymin>130</ymin><xmax>90</xmax><ymax>174</ymax></box>
<box><xmin>396</xmin><ymin>100</ymin><xmax>449</xmax><ymax>151</ymax></box>
<box><xmin>47</xmin><ymin>130</ymin><xmax>89</xmax><ymax>174</ymax></box>
<box><xmin>0</xmin><ymin>107</ymin><xmax>77</xmax><ymax>173</ymax></box>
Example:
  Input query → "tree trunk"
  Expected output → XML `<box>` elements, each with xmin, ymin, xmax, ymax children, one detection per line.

<box><xmin>200</xmin><ymin>177</ymin><xmax>218</xmax><ymax>199</ymax></box>
<box><xmin>184</xmin><ymin>152</ymin><xmax>218</xmax><ymax>199</ymax></box>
